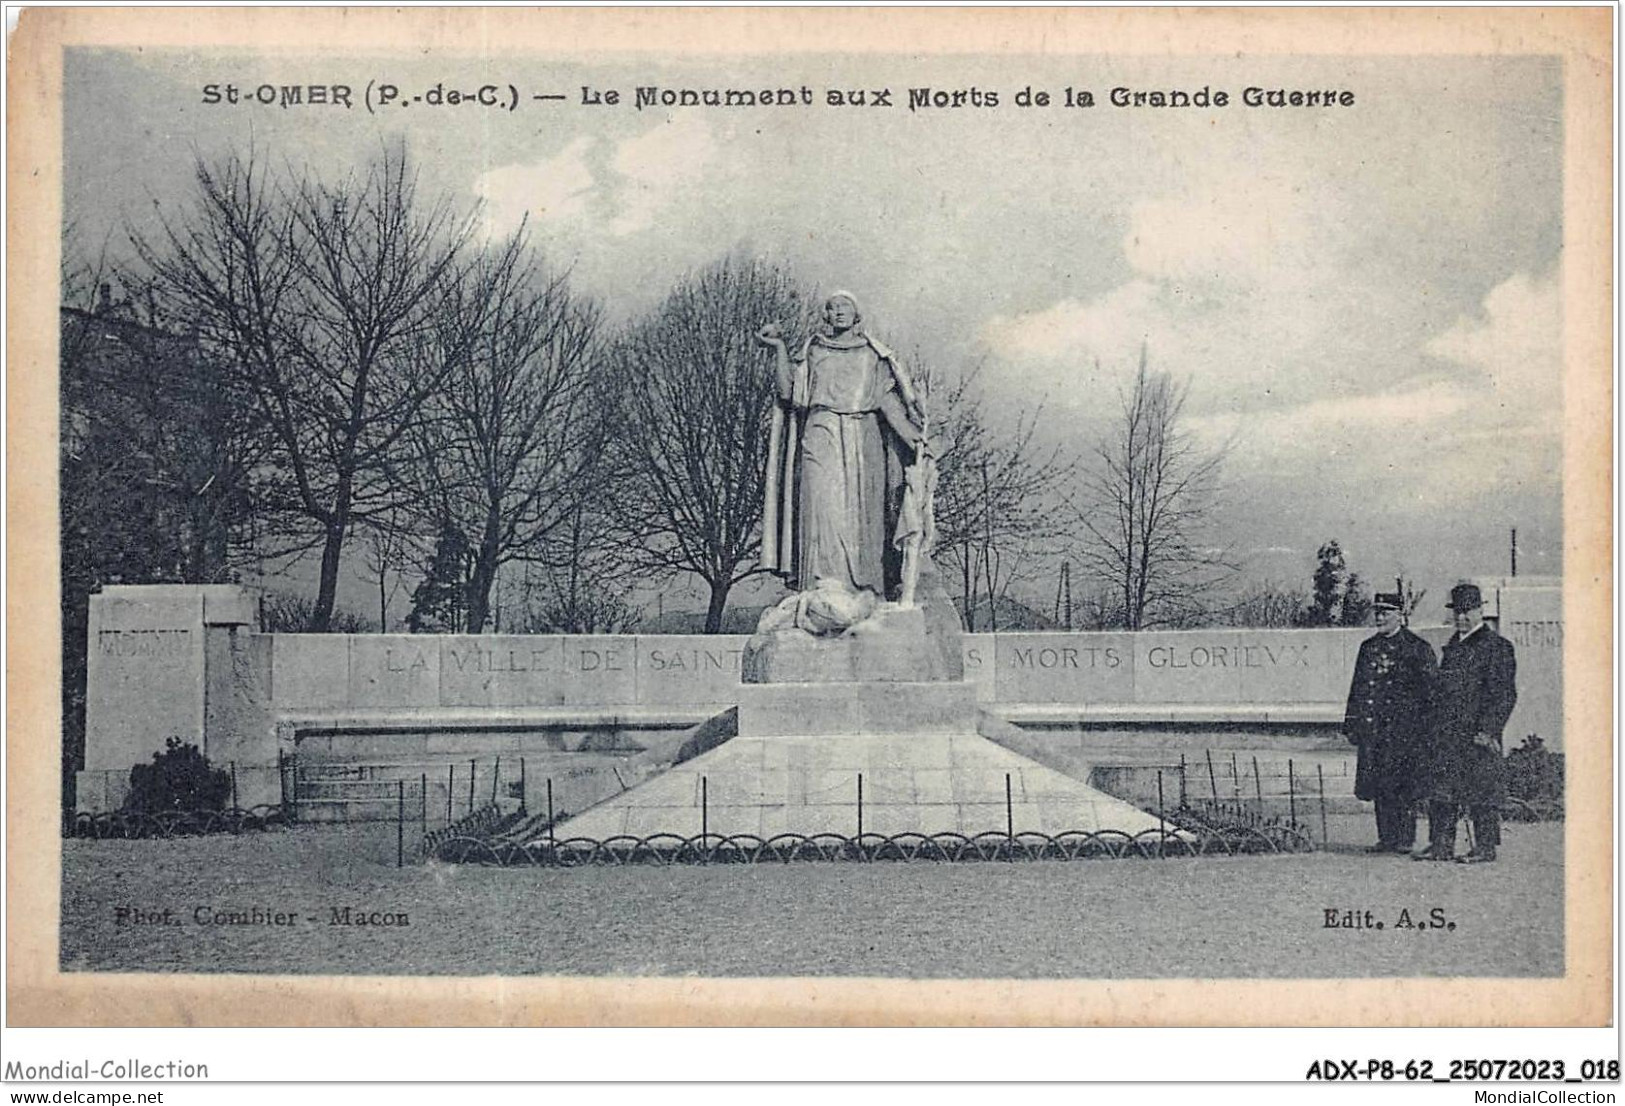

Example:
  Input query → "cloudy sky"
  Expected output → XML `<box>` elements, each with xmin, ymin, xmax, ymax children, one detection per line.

<box><xmin>64</xmin><ymin>48</ymin><xmax>1564</xmax><ymax>619</ymax></box>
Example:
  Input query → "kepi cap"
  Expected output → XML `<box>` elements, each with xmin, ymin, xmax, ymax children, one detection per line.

<box><xmin>1373</xmin><ymin>592</ymin><xmax>1403</xmax><ymax>610</ymax></box>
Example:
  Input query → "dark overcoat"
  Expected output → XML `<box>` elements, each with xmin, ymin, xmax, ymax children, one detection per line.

<box><xmin>1343</xmin><ymin>627</ymin><xmax>1437</xmax><ymax>801</ymax></box>
<box><xmin>1425</xmin><ymin>625</ymin><xmax>1517</xmax><ymax>805</ymax></box>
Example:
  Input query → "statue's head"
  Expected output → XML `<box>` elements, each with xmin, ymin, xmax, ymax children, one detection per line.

<box><xmin>823</xmin><ymin>292</ymin><xmax>861</xmax><ymax>333</ymax></box>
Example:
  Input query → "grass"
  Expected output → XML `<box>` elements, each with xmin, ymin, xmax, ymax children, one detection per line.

<box><xmin>61</xmin><ymin>819</ymin><xmax>1562</xmax><ymax>978</ymax></box>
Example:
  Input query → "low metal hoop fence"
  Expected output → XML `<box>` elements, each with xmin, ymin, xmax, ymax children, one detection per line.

<box><xmin>63</xmin><ymin>805</ymin><xmax>287</xmax><ymax>840</ymax></box>
<box><xmin>428</xmin><ymin>823</ymin><xmax>1316</xmax><ymax>867</ymax></box>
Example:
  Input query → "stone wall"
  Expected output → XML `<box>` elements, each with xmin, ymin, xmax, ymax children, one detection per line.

<box><xmin>264</xmin><ymin>629</ymin><xmax>1382</xmax><ymax>712</ymax></box>
<box><xmin>269</xmin><ymin>634</ymin><xmax>740</xmax><ymax>710</ymax></box>
<box><xmin>976</xmin><ymin>629</ymin><xmax>1366</xmax><ymax>707</ymax></box>
<box><xmin>1477</xmin><ymin>579</ymin><xmax>1563</xmax><ymax>753</ymax></box>
<box><xmin>76</xmin><ymin>584</ymin><xmax>1565</xmax><ymax>812</ymax></box>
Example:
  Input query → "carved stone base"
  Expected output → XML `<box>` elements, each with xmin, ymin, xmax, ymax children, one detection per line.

<box><xmin>737</xmin><ymin>679</ymin><xmax>978</xmax><ymax>736</ymax></box>
<box><xmin>742</xmin><ymin>553</ymin><xmax>964</xmax><ymax>684</ymax></box>
<box><xmin>742</xmin><ymin>604</ymin><xmax>960</xmax><ymax>684</ymax></box>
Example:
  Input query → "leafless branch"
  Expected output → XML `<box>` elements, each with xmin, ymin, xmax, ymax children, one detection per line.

<box><xmin>1069</xmin><ymin>347</ymin><xmax>1235</xmax><ymax>630</ymax></box>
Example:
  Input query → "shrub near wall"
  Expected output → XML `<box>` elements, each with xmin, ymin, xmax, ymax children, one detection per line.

<box><xmin>69</xmin><ymin>739</ymin><xmax>283</xmax><ymax>838</ymax></box>
<box><xmin>124</xmin><ymin>738</ymin><xmax>231</xmax><ymax>813</ymax></box>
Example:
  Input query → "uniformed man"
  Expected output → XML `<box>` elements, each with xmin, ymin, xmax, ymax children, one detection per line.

<box><xmin>1343</xmin><ymin>592</ymin><xmax>1437</xmax><ymax>854</ymax></box>
<box><xmin>1414</xmin><ymin>582</ymin><xmax>1518</xmax><ymax>864</ymax></box>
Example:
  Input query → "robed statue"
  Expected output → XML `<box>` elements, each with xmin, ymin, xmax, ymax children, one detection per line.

<box><xmin>755</xmin><ymin>292</ymin><xmax>931</xmax><ymax>625</ymax></box>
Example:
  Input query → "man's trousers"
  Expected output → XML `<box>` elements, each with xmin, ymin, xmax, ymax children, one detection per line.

<box><xmin>1426</xmin><ymin>799</ymin><xmax>1501</xmax><ymax>852</ymax></box>
<box><xmin>1374</xmin><ymin>790</ymin><xmax>1417</xmax><ymax>848</ymax></box>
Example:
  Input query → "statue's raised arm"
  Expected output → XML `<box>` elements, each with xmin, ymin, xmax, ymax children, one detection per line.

<box><xmin>755</xmin><ymin>322</ymin><xmax>793</xmax><ymax>403</ymax></box>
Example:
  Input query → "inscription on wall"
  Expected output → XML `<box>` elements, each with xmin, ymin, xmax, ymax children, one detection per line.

<box><xmin>1145</xmin><ymin>642</ymin><xmax>1311</xmax><ymax>669</ymax></box>
<box><xmin>1503</xmin><ymin>620</ymin><xmax>1563</xmax><ymax>648</ymax></box>
<box><xmin>995</xmin><ymin>633</ymin><xmax>1136</xmax><ymax>702</ymax></box>
<box><xmin>576</xmin><ymin>646</ymin><xmax>627</xmax><ymax>672</ymax></box>
<box><xmin>99</xmin><ymin>628</ymin><xmax>192</xmax><ymax>657</ymax></box>
<box><xmin>635</xmin><ymin>637</ymin><xmax>745</xmax><ymax>705</ymax></box>
<box><xmin>258</xmin><ymin>625</ymin><xmax>1552</xmax><ymax>734</ymax></box>
<box><xmin>1009</xmin><ymin>645</ymin><xmax>1124</xmax><ymax>669</ymax></box>
<box><xmin>85</xmin><ymin>593</ymin><xmax>207</xmax><ymax>771</ymax></box>
<box><xmin>991</xmin><ymin>630</ymin><xmax>1360</xmax><ymax>705</ymax></box>
<box><xmin>444</xmin><ymin>646</ymin><xmax>553</xmax><ymax>674</ymax></box>
<box><xmin>385</xmin><ymin>647</ymin><xmax>434</xmax><ymax>673</ymax></box>
<box><xmin>1491</xmin><ymin>585</ymin><xmax>1563</xmax><ymax>749</ymax></box>
<box><xmin>645</xmin><ymin>645</ymin><xmax>743</xmax><ymax>672</ymax></box>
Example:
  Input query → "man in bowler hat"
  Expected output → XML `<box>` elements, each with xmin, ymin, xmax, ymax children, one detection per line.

<box><xmin>1344</xmin><ymin>592</ymin><xmax>1437</xmax><ymax>853</ymax></box>
<box><xmin>1415</xmin><ymin>583</ymin><xmax>1518</xmax><ymax>863</ymax></box>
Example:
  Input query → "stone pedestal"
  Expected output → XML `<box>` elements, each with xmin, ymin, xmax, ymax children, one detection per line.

<box><xmin>551</xmin><ymin>549</ymin><xmax>1174</xmax><ymax>841</ymax></box>
<box><xmin>738</xmin><ymin>680</ymin><xmax>978</xmax><ymax>737</ymax></box>
<box><xmin>554</xmin><ymin>584</ymin><xmax>1175</xmax><ymax>837</ymax></box>
<box><xmin>742</xmin><ymin>604</ymin><xmax>964</xmax><ymax>684</ymax></box>
<box><xmin>76</xmin><ymin>585</ymin><xmax>266</xmax><ymax>812</ymax></box>
<box><xmin>83</xmin><ymin>587</ymin><xmax>210</xmax><ymax>773</ymax></box>
<box><xmin>742</xmin><ymin>553</ymin><xmax>966</xmax><ymax>684</ymax></box>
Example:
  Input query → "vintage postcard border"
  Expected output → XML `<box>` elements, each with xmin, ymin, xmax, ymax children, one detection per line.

<box><xmin>6</xmin><ymin>5</ymin><xmax>1613</xmax><ymax>1028</ymax></box>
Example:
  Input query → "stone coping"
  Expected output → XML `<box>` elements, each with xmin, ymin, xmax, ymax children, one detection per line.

<box><xmin>989</xmin><ymin>703</ymin><xmax>1344</xmax><ymax>725</ymax></box>
<box><xmin>275</xmin><ymin>706</ymin><xmax>716</xmax><ymax>734</ymax></box>
<box><xmin>270</xmin><ymin>700</ymin><xmax>1342</xmax><ymax>736</ymax></box>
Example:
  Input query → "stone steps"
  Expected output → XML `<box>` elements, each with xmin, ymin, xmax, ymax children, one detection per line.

<box><xmin>554</xmin><ymin>728</ymin><xmax>1170</xmax><ymax>841</ymax></box>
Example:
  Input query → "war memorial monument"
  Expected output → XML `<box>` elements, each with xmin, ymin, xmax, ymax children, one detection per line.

<box><xmin>71</xmin><ymin>297</ymin><xmax>1564</xmax><ymax>859</ymax></box>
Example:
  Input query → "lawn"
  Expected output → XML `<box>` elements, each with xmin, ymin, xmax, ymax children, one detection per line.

<box><xmin>60</xmin><ymin>819</ymin><xmax>1563</xmax><ymax>978</ymax></box>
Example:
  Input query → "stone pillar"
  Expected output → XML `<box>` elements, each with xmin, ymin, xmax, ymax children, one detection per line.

<box><xmin>76</xmin><ymin>585</ymin><xmax>263</xmax><ymax>812</ymax></box>
<box><xmin>204</xmin><ymin>611</ymin><xmax>276</xmax><ymax>808</ymax></box>
<box><xmin>1478</xmin><ymin>578</ymin><xmax>1563</xmax><ymax>752</ymax></box>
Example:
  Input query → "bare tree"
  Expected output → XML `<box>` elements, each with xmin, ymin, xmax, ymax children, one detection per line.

<box><xmin>398</xmin><ymin>230</ymin><xmax>603</xmax><ymax>631</ymax></box>
<box><xmin>1072</xmin><ymin>585</ymin><xmax>1126</xmax><ymax>631</ymax></box>
<box><xmin>1074</xmin><ymin>348</ymin><xmax>1233</xmax><ymax>630</ymax></box>
<box><xmin>61</xmin><ymin>269</ymin><xmax>267</xmax><ymax>588</ymax></box>
<box><xmin>136</xmin><ymin>145</ymin><xmax>478</xmax><ymax>630</ymax></box>
<box><xmin>357</xmin><ymin>510</ymin><xmax>416</xmax><ymax>632</ymax></box>
<box><xmin>261</xmin><ymin>591</ymin><xmax>372</xmax><ymax>634</ymax></box>
<box><xmin>515</xmin><ymin>498</ymin><xmax>643</xmax><ymax>633</ymax></box>
<box><xmin>927</xmin><ymin>363</ymin><xmax>1073</xmax><ymax>631</ymax></box>
<box><xmin>603</xmin><ymin>257</ymin><xmax>809</xmax><ymax>633</ymax></box>
<box><xmin>1222</xmin><ymin>579</ymin><xmax>1310</xmax><ymax>627</ymax></box>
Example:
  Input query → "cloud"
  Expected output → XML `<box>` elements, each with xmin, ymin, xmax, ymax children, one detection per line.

<box><xmin>976</xmin><ymin>170</ymin><xmax>1358</xmax><ymax>412</ymax></box>
<box><xmin>1424</xmin><ymin>270</ymin><xmax>1561</xmax><ymax>425</ymax></box>
<box><xmin>473</xmin><ymin>136</ymin><xmax>597</xmax><ymax>239</ymax></box>
<box><xmin>606</xmin><ymin>114</ymin><xmax>718</xmax><ymax>236</ymax></box>
<box><xmin>981</xmin><ymin>280</ymin><xmax>1160</xmax><ymax>363</ymax></box>
<box><xmin>471</xmin><ymin>116</ymin><xmax>720</xmax><ymax>243</ymax></box>
<box><xmin>1187</xmin><ymin>379</ymin><xmax>1475</xmax><ymax>447</ymax></box>
<box><xmin>1183</xmin><ymin>269</ymin><xmax>1563</xmax><ymax>512</ymax></box>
